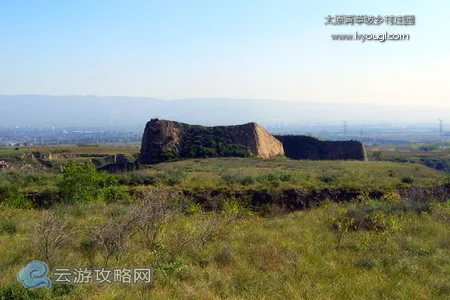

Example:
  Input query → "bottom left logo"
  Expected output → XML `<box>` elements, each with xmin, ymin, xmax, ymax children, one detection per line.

<box><xmin>17</xmin><ymin>260</ymin><xmax>51</xmax><ymax>289</ymax></box>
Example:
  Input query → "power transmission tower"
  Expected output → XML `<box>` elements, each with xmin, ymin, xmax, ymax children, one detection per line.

<box><xmin>439</xmin><ymin>119</ymin><xmax>444</xmax><ymax>151</ymax></box>
<box><xmin>343</xmin><ymin>120</ymin><xmax>348</xmax><ymax>135</ymax></box>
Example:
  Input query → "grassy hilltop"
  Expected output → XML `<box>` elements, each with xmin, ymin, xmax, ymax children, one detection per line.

<box><xmin>0</xmin><ymin>146</ymin><xmax>449</xmax><ymax>299</ymax></box>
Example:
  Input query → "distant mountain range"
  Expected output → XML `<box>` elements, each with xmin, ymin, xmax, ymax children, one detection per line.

<box><xmin>0</xmin><ymin>95</ymin><xmax>447</xmax><ymax>130</ymax></box>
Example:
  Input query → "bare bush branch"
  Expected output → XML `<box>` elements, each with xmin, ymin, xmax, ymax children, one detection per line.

<box><xmin>131</xmin><ymin>187</ymin><xmax>179</xmax><ymax>248</ymax></box>
<box><xmin>92</xmin><ymin>212</ymin><xmax>137</xmax><ymax>267</ymax></box>
<box><xmin>34</xmin><ymin>211</ymin><xmax>70</xmax><ymax>265</ymax></box>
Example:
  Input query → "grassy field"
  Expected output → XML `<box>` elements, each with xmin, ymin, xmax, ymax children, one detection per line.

<box><xmin>366</xmin><ymin>149</ymin><xmax>450</xmax><ymax>160</ymax></box>
<box><xmin>0</xmin><ymin>145</ymin><xmax>139</xmax><ymax>157</ymax></box>
<box><xmin>0</xmin><ymin>196</ymin><xmax>449</xmax><ymax>299</ymax></box>
<box><xmin>142</xmin><ymin>157</ymin><xmax>446</xmax><ymax>190</ymax></box>
<box><xmin>0</xmin><ymin>147</ymin><xmax>449</xmax><ymax>299</ymax></box>
<box><xmin>2</xmin><ymin>155</ymin><xmax>446</xmax><ymax>199</ymax></box>
<box><xmin>366</xmin><ymin>149</ymin><xmax>450</xmax><ymax>173</ymax></box>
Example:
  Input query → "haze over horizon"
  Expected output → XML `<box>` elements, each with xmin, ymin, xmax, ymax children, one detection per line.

<box><xmin>1</xmin><ymin>1</ymin><xmax>449</xmax><ymax>108</ymax></box>
<box><xmin>1</xmin><ymin>95</ymin><xmax>449</xmax><ymax>130</ymax></box>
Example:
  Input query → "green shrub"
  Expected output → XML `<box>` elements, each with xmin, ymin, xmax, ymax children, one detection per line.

<box><xmin>265</xmin><ymin>173</ymin><xmax>278</xmax><ymax>182</ymax></box>
<box><xmin>155</xmin><ymin>259</ymin><xmax>184</xmax><ymax>277</ymax></box>
<box><xmin>116</xmin><ymin>171</ymin><xmax>157</xmax><ymax>185</ymax></box>
<box><xmin>59</xmin><ymin>161</ymin><xmax>116</xmax><ymax>203</ymax></box>
<box><xmin>267</xmin><ymin>179</ymin><xmax>281</xmax><ymax>188</ymax></box>
<box><xmin>318</xmin><ymin>174</ymin><xmax>337</xmax><ymax>184</ymax></box>
<box><xmin>102</xmin><ymin>186</ymin><xmax>129</xmax><ymax>203</ymax></box>
<box><xmin>187</xmin><ymin>203</ymin><xmax>203</xmax><ymax>216</ymax></box>
<box><xmin>278</xmin><ymin>172</ymin><xmax>295</xmax><ymax>182</ymax></box>
<box><xmin>402</xmin><ymin>201</ymin><xmax>432</xmax><ymax>214</ymax></box>
<box><xmin>239</xmin><ymin>175</ymin><xmax>255</xmax><ymax>186</ymax></box>
<box><xmin>221</xmin><ymin>173</ymin><xmax>256</xmax><ymax>186</ymax></box>
<box><xmin>330</xmin><ymin>207</ymin><xmax>356</xmax><ymax>248</ymax></box>
<box><xmin>354</xmin><ymin>257</ymin><xmax>377</xmax><ymax>269</ymax></box>
<box><xmin>264</xmin><ymin>172</ymin><xmax>295</xmax><ymax>184</ymax></box>
<box><xmin>221</xmin><ymin>173</ymin><xmax>240</xmax><ymax>185</ymax></box>
<box><xmin>179</xmin><ymin>128</ymin><xmax>252</xmax><ymax>159</ymax></box>
<box><xmin>5</xmin><ymin>194</ymin><xmax>33</xmax><ymax>209</ymax></box>
<box><xmin>401</xmin><ymin>176</ymin><xmax>415</xmax><ymax>184</ymax></box>
<box><xmin>159</xmin><ymin>170</ymin><xmax>185</xmax><ymax>186</ymax></box>
<box><xmin>0</xmin><ymin>171</ymin><xmax>59</xmax><ymax>190</ymax></box>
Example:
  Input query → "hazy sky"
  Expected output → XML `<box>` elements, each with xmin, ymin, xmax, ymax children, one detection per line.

<box><xmin>1</xmin><ymin>1</ymin><xmax>449</xmax><ymax>106</ymax></box>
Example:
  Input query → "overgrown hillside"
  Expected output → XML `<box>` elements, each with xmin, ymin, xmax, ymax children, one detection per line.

<box><xmin>0</xmin><ymin>147</ymin><xmax>449</xmax><ymax>299</ymax></box>
<box><xmin>1</xmin><ymin>188</ymin><xmax>449</xmax><ymax>299</ymax></box>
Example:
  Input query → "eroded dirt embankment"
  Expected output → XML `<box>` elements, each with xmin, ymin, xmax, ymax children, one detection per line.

<box><xmin>130</xmin><ymin>185</ymin><xmax>450</xmax><ymax>212</ymax></box>
<box><xmin>25</xmin><ymin>183</ymin><xmax>450</xmax><ymax>210</ymax></box>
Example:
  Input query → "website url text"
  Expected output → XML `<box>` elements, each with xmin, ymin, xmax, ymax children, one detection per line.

<box><xmin>331</xmin><ymin>32</ymin><xmax>410</xmax><ymax>42</ymax></box>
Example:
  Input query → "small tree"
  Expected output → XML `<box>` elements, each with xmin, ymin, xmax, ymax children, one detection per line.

<box><xmin>34</xmin><ymin>211</ymin><xmax>71</xmax><ymax>265</ymax></box>
<box><xmin>194</xmin><ymin>199</ymin><xmax>243</xmax><ymax>247</ymax></box>
<box><xmin>92</xmin><ymin>215</ymin><xmax>137</xmax><ymax>267</ymax></box>
<box><xmin>129</xmin><ymin>187</ymin><xmax>181</xmax><ymax>267</ymax></box>
<box><xmin>369</xmin><ymin>212</ymin><xmax>402</xmax><ymax>258</ymax></box>
<box><xmin>131</xmin><ymin>187</ymin><xmax>177</xmax><ymax>248</ymax></box>
<box><xmin>330</xmin><ymin>207</ymin><xmax>356</xmax><ymax>249</ymax></box>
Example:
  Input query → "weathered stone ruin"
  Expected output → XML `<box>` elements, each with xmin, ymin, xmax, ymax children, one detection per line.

<box><xmin>138</xmin><ymin>119</ymin><xmax>284</xmax><ymax>164</ymax></box>
<box><xmin>274</xmin><ymin>135</ymin><xmax>367</xmax><ymax>161</ymax></box>
<box><xmin>138</xmin><ymin>119</ymin><xmax>367</xmax><ymax>164</ymax></box>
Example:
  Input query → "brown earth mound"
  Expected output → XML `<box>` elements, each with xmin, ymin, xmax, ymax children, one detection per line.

<box><xmin>275</xmin><ymin>135</ymin><xmax>367</xmax><ymax>161</ymax></box>
<box><xmin>138</xmin><ymin>119</ymin><xmax>284</xmax><ymax>164</ymax></box>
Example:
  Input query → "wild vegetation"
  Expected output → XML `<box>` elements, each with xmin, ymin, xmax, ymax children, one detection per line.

<box><xmin>179</xmin><ymin>127</ymin><xmax>252</xmax><ymax>159</ymax></box>
<box><xmin>0</xmin><ymin>147</ymin><xmax>449</xmax><ymax>299</ymax></box>
<box><xmin>367</xmin><ymin>149</ymin><xmax>450</xmax><ymax>173</ymax></box>
<box><xmin>1</xmin><ymin>187</ymin><xmax>449</xmax><ymax>299</ymax></box>
<box><xmin>138</xmin><ymin>119</ymin><xmax>283</xmax><ymax>164</ymax></box>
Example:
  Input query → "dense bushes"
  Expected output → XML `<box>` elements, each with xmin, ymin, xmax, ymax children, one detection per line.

<box><xmin>0</xmin><ymin>171</ymin><xmax>61</xmax><ymax>208</ymax></box>
<box><xmin>116</xmin><ymin>170</ymin><xmax>185</xmax><ymax>186</ymax></box>
<box><xmin>102</xmin><ymin>185</ymin><xmax>130</xmax><ymax>203</ymax></box>
<box><xmin>221</xmin><ymin>173</ymin><xmax>251</xmax><ymax>186</ymax></box>
<box><xmin>0</xmin><ymin>156</ymin><xmax>447</xmax><ymax>211</ymax></box>
<box><xmin>59</xmin><ymin>161</ymin><xmax>117</xmax><ymax>203</ymax></box>
<box><xmin>0</xmin><ymin>171</ymin><xmax>59</xmax><ymax>195</ymax></box>
<box><xmin>330</xmin><ymin>193</ymin><xmax>433</xmax><ymax>245</ymax></box>
<box><xmin>0</xmin><ymin>161</ymin><xmax>188</xmax><ymax>208</ymax></box>
<box><xmin>116</xmin><ymin>170</ymin><xmax>157</xmax><ymax>185</ymax></box>
<box><xmin>180</xmin><ymin>129</ymin><xmax>251</xmax><ymax>159</ymax></box>
<box><xmin>4</xmin><ymin>194</ymin><xmax>33</xmax><ymax>209</ymax></box>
